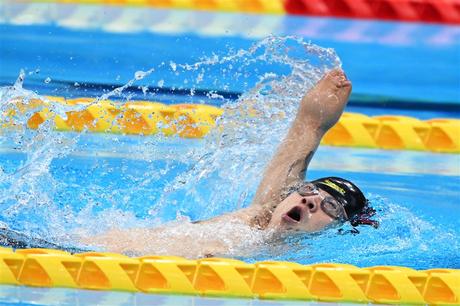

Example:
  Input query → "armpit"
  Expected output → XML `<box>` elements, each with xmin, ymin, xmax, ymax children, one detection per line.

<box><xmin>249</xmin><ymin>207</ymin><xmax>272</xmax><ymax>230</ymax></box>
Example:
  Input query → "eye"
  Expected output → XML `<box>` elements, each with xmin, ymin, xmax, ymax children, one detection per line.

<box><xmin>301</xmin><ymin>198</ymin><xmax>307</xmax><ymax>204</ymax></box>
<box><xmin>323</xmin><ymin>198</ymin><xmax>339</xmax><ymax>208</ymax></box>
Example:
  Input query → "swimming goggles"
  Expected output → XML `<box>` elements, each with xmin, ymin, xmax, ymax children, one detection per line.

<box><xmin>285</xmin><ymin>182</ymin><xmax>348</xmax><ymax>221</ymax></box>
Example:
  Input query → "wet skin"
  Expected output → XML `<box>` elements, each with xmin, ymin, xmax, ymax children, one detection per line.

<box><xmin>268</xmin><ymin>187</ymin><xmax>339</xmax><ymax>232</ymax></box>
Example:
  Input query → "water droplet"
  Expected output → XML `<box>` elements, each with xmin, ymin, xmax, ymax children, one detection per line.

<box><xmin>28</xmin><ymin>69</ymin><xmax>40</xmax><ymax>75</ymax></box>
<box><xmin>44</xmin><ymin>77</ymin><xmax>51</xmax><ymax>84</ymax></box>
<box><xmin>134</xmin><ymin>70</ymin><xmax>147</xmax><ymax>80</ymax></box>
<box><xmin>196</xmin><ymin>72</ymin><xmax>204</xmax><ymax>83</ymax></box>
<box><xmin>13</xmin><ymin>69</ymin><xmax>26</xmax><ymax>89</ymax></box>
<box><xmin>169</xmin><ymin>61</ymin><xmax>177</xmax><ymax>72</ymax></box>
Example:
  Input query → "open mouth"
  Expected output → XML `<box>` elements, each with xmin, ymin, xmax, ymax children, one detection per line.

<box><xmin>283</xmin><ymin>206</ymin><xmax>303</xmax><ymax>223</ymax></box>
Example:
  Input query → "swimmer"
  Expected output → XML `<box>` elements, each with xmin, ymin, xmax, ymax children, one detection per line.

<box><xmin>1</xmin><ymin>69</ymin><xmax>376</xmax><ymax>257</ymax></box>
<box><xmin>85</xmin><ymin>68</ymin><xmax>377</xmax><ymax>257</ymax></box>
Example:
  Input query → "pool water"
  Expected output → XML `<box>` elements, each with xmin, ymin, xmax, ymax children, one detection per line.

<box><xmin>2</xmin><ymin>3</ymin><xmax>459</xmax><ymax>104</ymax></box>
<box><xmin>0</xmin><ymin>285</ymin><xmax>371</xmax><ymax>306</ymax></box>
<box><xmin>1</xmin><ymin>133</ymin><xmax>459</xmax><ymax>269</ymax></box>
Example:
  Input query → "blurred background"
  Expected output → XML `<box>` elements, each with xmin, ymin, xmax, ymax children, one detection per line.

<box><xmin>1</xmin><ymin>0</ymin><xmax>459</xmax><ymax>116</ymax></box>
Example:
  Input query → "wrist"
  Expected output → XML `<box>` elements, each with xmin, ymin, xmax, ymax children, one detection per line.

<box><xmin>292</xmin><ymin>114</ymin><xmax>328</xmax><ymax>138</ymax></box>
<box><xmin>297</xmin><ymin>101</ymin><xmax>341</xmax><ymax>134</ymax></box>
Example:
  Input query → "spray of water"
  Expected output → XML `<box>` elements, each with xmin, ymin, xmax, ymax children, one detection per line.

<box><xmin>149</xmin><ymin>36</ymin><xmax>341</xmax><ymax>221</ymax></box>
<box><xmin>0</xmin><ymin>36</ymin><xmax>342</xmax><ymax>255</ymax></box>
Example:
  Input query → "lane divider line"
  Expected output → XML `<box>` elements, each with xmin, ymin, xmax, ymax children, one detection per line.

<box><xmin>0</xmin><ymin>247</ymin><xmax>459</xmax><ymax>304</ymax></box>
<box><xmin>2</xmin><ymin>96</ymin><xmax>459</xmax><ymax>153</ymax></box>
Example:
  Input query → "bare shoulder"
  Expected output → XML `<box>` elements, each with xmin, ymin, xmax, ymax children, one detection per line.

<box><xmin>198</xmin><ymin>206</ymin><xmax>262</xmax><ymax>226</ymax></box>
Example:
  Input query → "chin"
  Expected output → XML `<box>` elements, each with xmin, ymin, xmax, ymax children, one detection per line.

<box><xmin>272</xmin><ymin>221</ymin><xmax>300</xmax><ymax>233</ymax></box>
<box><xmin>274</xmin><ymin>221</ymin><xmax>325</xmax><ymax>234</ymax></box>
<box><xmin>267</xmin><ymin>220</ymin><xmax>288</xmax><ymax>232</ymax></box>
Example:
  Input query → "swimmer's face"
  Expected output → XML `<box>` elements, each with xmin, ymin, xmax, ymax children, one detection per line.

<box><xmin>268</xmin><ymin>185</ymin><xmax>343</xmax><ymax>233</ymax></box>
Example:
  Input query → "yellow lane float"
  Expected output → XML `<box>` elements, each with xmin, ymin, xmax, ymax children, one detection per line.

<box><xmin>0</xmin><ymin>248</ymin><xmax>459</xmax><ymax>304</ymax></box>
<box><xmin>30</xmin><ymin>0</ymin><xmax>287</xmax><ymax>14</ymax></box>
<box><xmin>2</xmin><ymin>96</ymin><xmax>459</xmax><ymax>153</ymax></box>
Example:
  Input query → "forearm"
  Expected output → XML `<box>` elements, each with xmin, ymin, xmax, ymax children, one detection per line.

<box><xmin>271</xmin><ymin>118</ymin><xmax>324</xmax><ymax>182</ymax></box>
<box><xmin>251</xmin><ymin>115</ymin><xmax>326</xmax><ymax>207</ymax></box>
<box><xmin>250</xmin><ymin>69</ymin><xmax>351</xmax><ymax>209</ymax></box>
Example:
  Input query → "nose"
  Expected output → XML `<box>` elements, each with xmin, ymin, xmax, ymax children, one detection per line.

<box><xmin>301</xmin><ymin>197</ymin><xmax>318</xmax><ymax>212</ymax></box>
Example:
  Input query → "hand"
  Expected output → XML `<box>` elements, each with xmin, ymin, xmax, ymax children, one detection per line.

<box><xmin>299</xmin><ymin>69</ymin><xmax>352</xmax><ymax>132</ymax></box>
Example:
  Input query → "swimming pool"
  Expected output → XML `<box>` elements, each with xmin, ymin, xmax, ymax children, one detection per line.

<box><xmin>1</xmin><ymin>1</ymin><xmax>459</xmax><ymax>305</ymax></box>
<box><xmin>1</xmin><ymin>132</ymin><xmax>459</xmax><ymax>264</ymax></box>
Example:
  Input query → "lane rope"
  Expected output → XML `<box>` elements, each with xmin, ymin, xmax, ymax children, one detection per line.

<box><xmin>26</xmin><ymin>0</ymin><xmax>460</xmax><ymax>24</ymax></box>
<box><xmin>3</xmin><ymin>96</ymin><xmax>459</xmax><ymax>153</ymax></box>
<box><xmin>0</xmin><ymin>247</ymin><xmax>459</xmax><ymax>304</ymax></box>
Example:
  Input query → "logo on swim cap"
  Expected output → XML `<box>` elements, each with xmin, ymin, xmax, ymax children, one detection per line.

<box><xmin>311</xmin><ymin>177</ymin><xmax>367</xmax><ymax>220</ymax></box>
<box><xmin>321</xmin><ymin>179</ymin><xmax>346</xmax><ymax>195</ymax></box>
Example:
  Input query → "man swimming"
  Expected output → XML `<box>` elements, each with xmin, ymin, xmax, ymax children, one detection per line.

<box><xmin>83</xmin><ymin>68</ymin><xmax>376</xmax><ymax>257</ymax></box>
<box><xmin>1</xmin><ymin>68</ymin><xmax>376</xmax><ymax>257</ymax></box>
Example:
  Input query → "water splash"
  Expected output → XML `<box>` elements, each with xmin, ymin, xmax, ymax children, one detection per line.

<box><xmin>0</xmin><ymin>36</ymin><xmax>342</xmax><ymax>253</ymax></box>
<box><xmin>150</xmin><ymin>36</ymin><xmax>340</xmax><ymax>220</ymax></box>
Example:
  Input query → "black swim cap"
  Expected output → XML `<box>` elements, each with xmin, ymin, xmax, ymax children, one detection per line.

<box><xmin>311</xmin><ymin>177</ymin><xmax>366</xmax><ymax>220</ymax></box>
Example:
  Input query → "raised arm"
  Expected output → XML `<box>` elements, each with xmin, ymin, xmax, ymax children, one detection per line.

<box><xmin>251</xmin><ymin>69</ymin><xmax>352</xmax><ymax>210</ymax></box>
<box><xmin>82</xmin><ymin>70</ymin><xmax>352</xmax><ymax>257</ymax></box>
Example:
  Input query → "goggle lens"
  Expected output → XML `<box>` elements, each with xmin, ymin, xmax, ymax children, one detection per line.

<box><xmin>297</xmin><ymin>183</ymin><xmax>319</xmax><ymax>196</ymax></box>
<box><xmin>321</xmin><ymin>197</ymin><xmax>347</xmax><ymax>221</ymax></box>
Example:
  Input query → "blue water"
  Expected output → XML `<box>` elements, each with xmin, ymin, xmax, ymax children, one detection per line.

<box><xmin>3</xmin><ymin>134</ymin><xmax>457</xmax><ymax>305</ymax></box>
<box><xmin>1</xmin><ymin>135</ymin><xmax>459</xmax><ymax>269</ymax></box>
<box><xmin>0</xmin><ymin>285</ymin><xmax>370</xmax><ymax>306</ymax></box>
<box><xmin>1</xmin><ymin>3</ymin><xmax>460</xmax><ymax>105</ymax></box>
